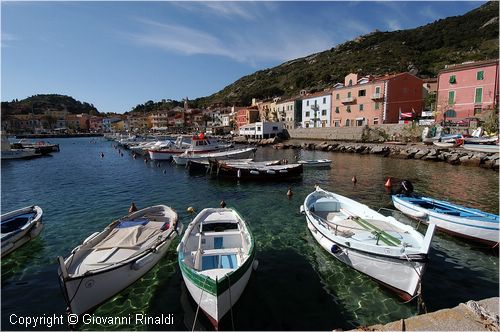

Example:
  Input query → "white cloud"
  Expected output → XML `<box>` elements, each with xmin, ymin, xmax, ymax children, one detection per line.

<box><xmin>419</xmin><ymin>5</ymin><xmax>441</xmax><ymax>21</ymax></box>
<box><xmin>126</xmin><ymin>17</ymin><xmax>338</xmax><ymax>66</ymax></box>
<box><xmin>1</xmin><ymin>32</ymin><xmax>18</xmax><ymax>48</ymax></box>
<box><xmin>169</xmin><ymin>1</ymin><xmax>275</xmax><ymax>21</ymax></box>
<box><xmin>386</xmin><ymin>19</ymin><xmax>402</xmax><ymax>31</ymax></box>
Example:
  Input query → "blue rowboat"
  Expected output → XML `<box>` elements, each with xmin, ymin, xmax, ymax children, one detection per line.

<box><xmin>392</xmin><ymin>194</ymin><xmax>499</xmax><ymax>247</ymax></box>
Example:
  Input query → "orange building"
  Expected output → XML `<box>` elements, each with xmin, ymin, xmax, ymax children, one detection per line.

<box><xmin>236</xmin><ymin>106</ymin><xmax>260</xmax><ymax>129</ymax></box>
<box><xmin>331</xmin><ymin>73</ymin><xmax>423</xmax><ymax>127</ymax></box>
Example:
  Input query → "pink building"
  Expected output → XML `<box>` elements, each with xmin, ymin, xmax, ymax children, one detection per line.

<box><xmin>331</xmin><ymin>72</ymin><xmax>423</xmax><ymax>127</ymax></box>
<box><xmin>436</xmin><ymin>59</ymin><xmax>499</xmax><ymax>122</ymax></box>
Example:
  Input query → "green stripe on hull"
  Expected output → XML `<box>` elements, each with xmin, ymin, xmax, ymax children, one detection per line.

<box><xmin>179</xmin><ymin>245</ymin><xmax>255</xmax><ymax>296</ymax></box>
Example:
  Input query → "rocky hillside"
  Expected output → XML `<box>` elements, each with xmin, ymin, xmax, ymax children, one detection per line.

<box><xmin>194</xmin><ymin>1</ymin><xmax>499</xmax><ymax>107</ymax></box>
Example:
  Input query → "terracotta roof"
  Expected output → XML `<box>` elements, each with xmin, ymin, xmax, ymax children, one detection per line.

<box><xmin>438</xmin><ymin>59</ymin><xmax>499</xmax><ymax>74</ymax></box>
<box><xmin>301</xmin><ymin>89</ymin><xmax>333</xmax><ymax>99</ymax></box>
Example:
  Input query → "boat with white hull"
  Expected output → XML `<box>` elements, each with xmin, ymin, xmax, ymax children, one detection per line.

<box><xmin>178</xmin><ymin>208</ymin><xmax>255</xmax><ymax>328</ymax></box>
<box><xmin>58</xmin><ymin>205</ymin><xmax>181</xmax><ymax>316</ymax></box>
<box><xmin>462</xmin><ymin>143</ymin><xmax>500</xmax><ymax>154</ymax></box>
<box><xmin>173</xmin><ymin>147</ymin><xmax>256</xmax><ymax>166</ymax></box>
<box><xmin>392</xmin><ymin>194</ymin><xmax>499</xmax><ymax>247</ymax></box>
<box><xmin>297</xmin><ymin>159</ymin><xmax>332</xmax><ymax>168</ymax></box>
<box><xmin>149</xmin><ymin>134</ymin><xmax>231</xmax><ymax>161</ymax></box>
<box><xmin>1</xmin><ymin>206</ymin><xmax>44</xmax><ymax>257</ymax></box>
<box><xmin>1</xmin><ymin>135</ymin><xmax>40</xmax><ymax>159</ymax></box>
<box><xmin>301</xmin><ymin>186</ymin><xmax>436</xmax><ymax>301</ymax></box>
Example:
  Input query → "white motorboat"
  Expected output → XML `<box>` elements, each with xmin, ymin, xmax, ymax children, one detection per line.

<box><xmin>173</xmin><ymin>147</ymin><xmax>256</xmax><ymax>166</ymax></box>
<box><xmin>1</xmin><ymin>206</ymin><xmax>44</xmax><ymax>257</ymax></box>
<box><xmin>178</xmin><ymin>208</ymin><xmax>255</xmax><ymax>328</ymax></box>
<box><xmin>301</xmin><ymin>186</ymin><xmax>436</xmax><ymax>301</ymax></box>
<box><xmin>148</xmin><ymin>134</ymin><xmax>231</xmax><ymax>161</ymax></box>
<box><xmin>1</xmin><ymin>135</ymin><xmax>40</xmax><ymax>159</ymax></box>
<box><xmin>58</xmin><ymin>205</ymin><xmax>181</xmax><ymax>316</ymax></box>
<box><xmin>297</xmin><ymin>159</ymin><xmax>332</xmax><ymax>168</ymax></box>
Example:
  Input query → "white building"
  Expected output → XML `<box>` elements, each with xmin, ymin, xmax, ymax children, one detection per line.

<box><xmin>239</xmin><ymin>121</ymin><xmax>283</xmax><ymax>139</ymax></box>
<box><xmin>301</xmin><ymin>90</ymin><xmax>332</xmax><ymax>128</ymax></box>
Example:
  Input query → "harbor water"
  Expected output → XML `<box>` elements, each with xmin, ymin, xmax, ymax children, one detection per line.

<box><xmin>1</xmin><ymin>137</ymin><xmax>498</xmax><ymax>330</ymax></box>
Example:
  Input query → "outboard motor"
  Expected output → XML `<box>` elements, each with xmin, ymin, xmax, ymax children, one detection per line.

<box><xmin>399</xmin><ymin>180</ymin><xmax>414</xmax><ymax>196</ymax></box>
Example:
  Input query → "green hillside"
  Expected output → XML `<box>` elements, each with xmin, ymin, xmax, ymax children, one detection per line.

<box><xmin>193</xmin><ymin>1</ymin><xmax>498</xmax><ymax>107</ymax></box>
<box><xmin>1</xmin><ymin>94</ymin><xmax>100</xmax><ymax>116</ymax></box>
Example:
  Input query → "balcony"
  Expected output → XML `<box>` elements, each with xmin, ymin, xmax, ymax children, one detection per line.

<box><xmin>371</xmin><ymin>93</ymin><xmax>383</xmax><ymax>100</ymax></box>
<box><xmin>341</xmin><ymin>97</ymin><xmax>356</xmax><ymax>104</ymax></box>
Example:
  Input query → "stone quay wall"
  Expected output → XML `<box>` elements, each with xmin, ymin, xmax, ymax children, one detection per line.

<box><xmin>273</xmin><ymin>141</ymin><xmax>499</xmax><ymax>170</ymax></box>
<box><xmin>287</xmin><ymin>124</ymin><xmax>407</xmax><ymax>141</ymax></box>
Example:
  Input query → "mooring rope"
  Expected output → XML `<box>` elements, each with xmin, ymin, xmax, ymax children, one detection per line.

<box><xmin>192</xmin><ymin>277</ymin><xmax>208</xmax><ymax>332</ymax></box>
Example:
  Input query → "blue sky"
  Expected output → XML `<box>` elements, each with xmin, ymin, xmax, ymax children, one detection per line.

<box><xmin>1</xmin><ymin>1</ymin><xmax>486</xmax><ymax>113</ymax></box>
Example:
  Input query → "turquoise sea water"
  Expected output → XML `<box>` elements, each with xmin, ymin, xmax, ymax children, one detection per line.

<box><xmin>1</xmin><ymin>137</ymin><xmax>498</xmax><ymax>330</ymax></box>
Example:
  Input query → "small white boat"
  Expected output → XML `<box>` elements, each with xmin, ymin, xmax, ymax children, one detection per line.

<box><xmin>1</xmin><ymin>135</ymin><xmax>40</xmax><ymax>159</ymax></box>
<box><xmin>149</xmin><ymin>134</ymin><xmax>231</xmax><ymax>161</ymax></box>
<box><xmin>178</xmin><ymin>208</ymin><xmax>255</xmax><ymax>328</ymax></box>
<box><xmin>462</xmin><ymin>143</ymin><xmax>500</xmax><ymax>154</ymax></box>
<box><xmin>173</xmin><ymin>147</ymin><xmax>256</xmax><ymax>166</ymax></box>
<box><xmin>58</xmin><ymin>205</ymin><xmax>181</xmax><ymax>316</ymax></box>
<box><xmin>301</xmin><ymin>186</ymin><xmax>436</xmax><ymax>301</ymax></box>
<box><xmin>392</xmin><ymin>194</ymin><xmax>499</xmax><ymax>247</ymax></box>
<box><xmin>297</xmin><ymin>159</ymin><xmax>332</xmax><ymax>168</ymax></box>
<box><xmin>432</xmin><ymin>141</ymin><xmax>459</xmax><ymax>148</ymax></box>
<box><xmin>1</xmin><ymin>206</ymin><xmax>44</xmax><ymax>257</ymax></box>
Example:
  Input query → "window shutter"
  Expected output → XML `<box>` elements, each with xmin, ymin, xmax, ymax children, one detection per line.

<box><xmin>449</xmin><ymin>75</ymin><xmax>456</xmax><ymax>84</ymax></box>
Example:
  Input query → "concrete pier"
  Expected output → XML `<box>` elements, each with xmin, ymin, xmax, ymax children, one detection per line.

<box><xmin>352</xmin><ymin>297</ymin><xmax>499</xmax><ymax>331</ymax></box>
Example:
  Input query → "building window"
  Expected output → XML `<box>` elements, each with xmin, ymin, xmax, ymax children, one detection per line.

<box><xmin>345</xmin><ymin>119</ymin><xmax>350</xmax><ymax>127</ymax></box>
<box><xmin>272</xmin><ymin>126</ymin><xmax>278</xmax><ymax>130</ymax></box>
<box><xmin>323</xmin><ymin>97</ymin><xmax>326</xmax><ymax>104</ymax></box>
<box><xmin>305</xmin><ymin>123</ymin><xmax>309</xmax><ymax>128</ymax></box>
<box><xmin>321</xmin><ymin>110</ymin><xmax>327</xmax><ymax>116</ymax></box>
<box><xmin>347</xmin><ymin>92</ymin><xmax>352</xmax><ymax>98</ymax></box>
<box><xmin>356</xmin><ymin>119</ymin><xmax>363</xmax><ymax>126</ymax></box>
<box><xmin>359</xmin><ymin>104</ymin><xmax>364</xmax><ymax>111</ymax></box>
<box><xmin>375</xmin><ymin>86</ymin><xmax>380</xmax><ymax>94</ymax></box>
<box><xmin>444</xmin><ymin>109</ymin><xmax>457</xmax><ymax>118</ymax></box>
<box><xmin>306</xmin><ymin>100</ymin><xmax>309</xmax><ymax>106</ymax></box>
<box><xmin>373</xmin><ymin>117</ymin><xmax>379</xmax><ymax>125</ymax></box>
<box><xmin>335</xmin><ymin>107</ymin><xmax>339</xmax><ymax>113</ymax></box>
<box><xmin>336</xmin><ymin>93</ymin><xmax>340</xmax><ymax>100</ymax></box>
<box><xmin>334</xmin><ymin>121</ymin><xmax>341</xmax><ymax>127</ymax></box>
<box><xmin>358</xmin><ymin>90</ymin><xmax>366</xmax><ymax>97</ymax></box>
<box><xmin>474</xmin><ymin>107</ymin><xmax>482</xmax><ymax>115</ymax></box>
<box><xmin>314</xmin><ymin>100</ymin><xmax>317</xmax><ymax>106</ymax></box>
<box><xmin>477</xmin><ymin>71</ymin><xmax>484</xmax><ymax>80</ymax></box>
<box><xmin>321</xmin><ymin>121</ymin><xmax>326</xmax><ymax>127</ymax></box>
<box><xmin>375</xmin><ymin>102</ymin><xmax>380</xmax><ymax>110</ymax></box>
<box><xmin>305</xmin><ymin>111</ymin><xmax>310</xmax><ymax>117</ymax></box>
<box><xmin>346</xmin><ymin>106</ymin><xmax>351</xmax><ymax>113</ymax></box>
<box><xmin>348</xmin><ymin>79</ymin><xmax>353</xmax><ymax>86</ymax></box>
<box><xmin>475</xmin><ymin>87</ymin><xmax>483</xmax><ymax>103</ymax></box>
<box><xmin>448</xmin><ymin>91</ymin><xmax>455</xmax><ymax>105</ymax></box>
<box><xmin>449</xmin><ymin>75</ymin><xmax>456</xmax><ymax>84</ymax></box>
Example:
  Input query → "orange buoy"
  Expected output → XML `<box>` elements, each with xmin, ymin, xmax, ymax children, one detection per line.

<box><xmin>352</xmin><ymin>176</ymin><xmax>357</xmax><ymax>184</ymax></box>
<box><xmin>385</xmin><ymin>177</ymin><xmax>392</xmax><ymax>188</ymax></box>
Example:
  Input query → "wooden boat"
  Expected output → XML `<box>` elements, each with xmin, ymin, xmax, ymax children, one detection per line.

<box><xmin>297</xmin><ymin>159</ymin><xmax>332</xmax><ymax>168</ymax></box>
<box><xmin>301</xmin><ymin>186</ymin><xmax>436</xmax><ymax>301</ymax></box>
<box><xmin>462</xmin><ymin>143</ymin><xmax>500</xmax><ymax>154</ymax></box>
<box><xmin>173</xmin><ymin>147</ymin><xmax>256</xmax><ymax>166</ymax></box>
<box><xmin>1</xmin><ymin>206</ymin><xmax>44</xmax><ymax>257</ymax></box>
<box><xmin>15</xmin><ymin>139</ymin><xmax>60</xmax><ymax>154</ymax></box>
<box><xmin>392</xmin><ymin>194</ymin><xmax>499</xmax><ymax>247</ymax></box>
<box><xmin>58</xmin><ymin>205</ymin><xmax>181</xmax><ymax>316</ymax></box>
<box><xmin>209</xmin><ymin>159</ymin><xmax>303</xmax><ymax>181</ymax></box>
<box><xmin>178</xmin><ymin>208</ymin><xmax>255</xmax><ymax>328</ymax></box>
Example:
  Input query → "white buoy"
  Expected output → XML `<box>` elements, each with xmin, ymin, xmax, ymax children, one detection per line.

<box><xmin>252</xmin><ymin>259</ymin><xmax>259</xmax><ymax>271</ymax></box>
